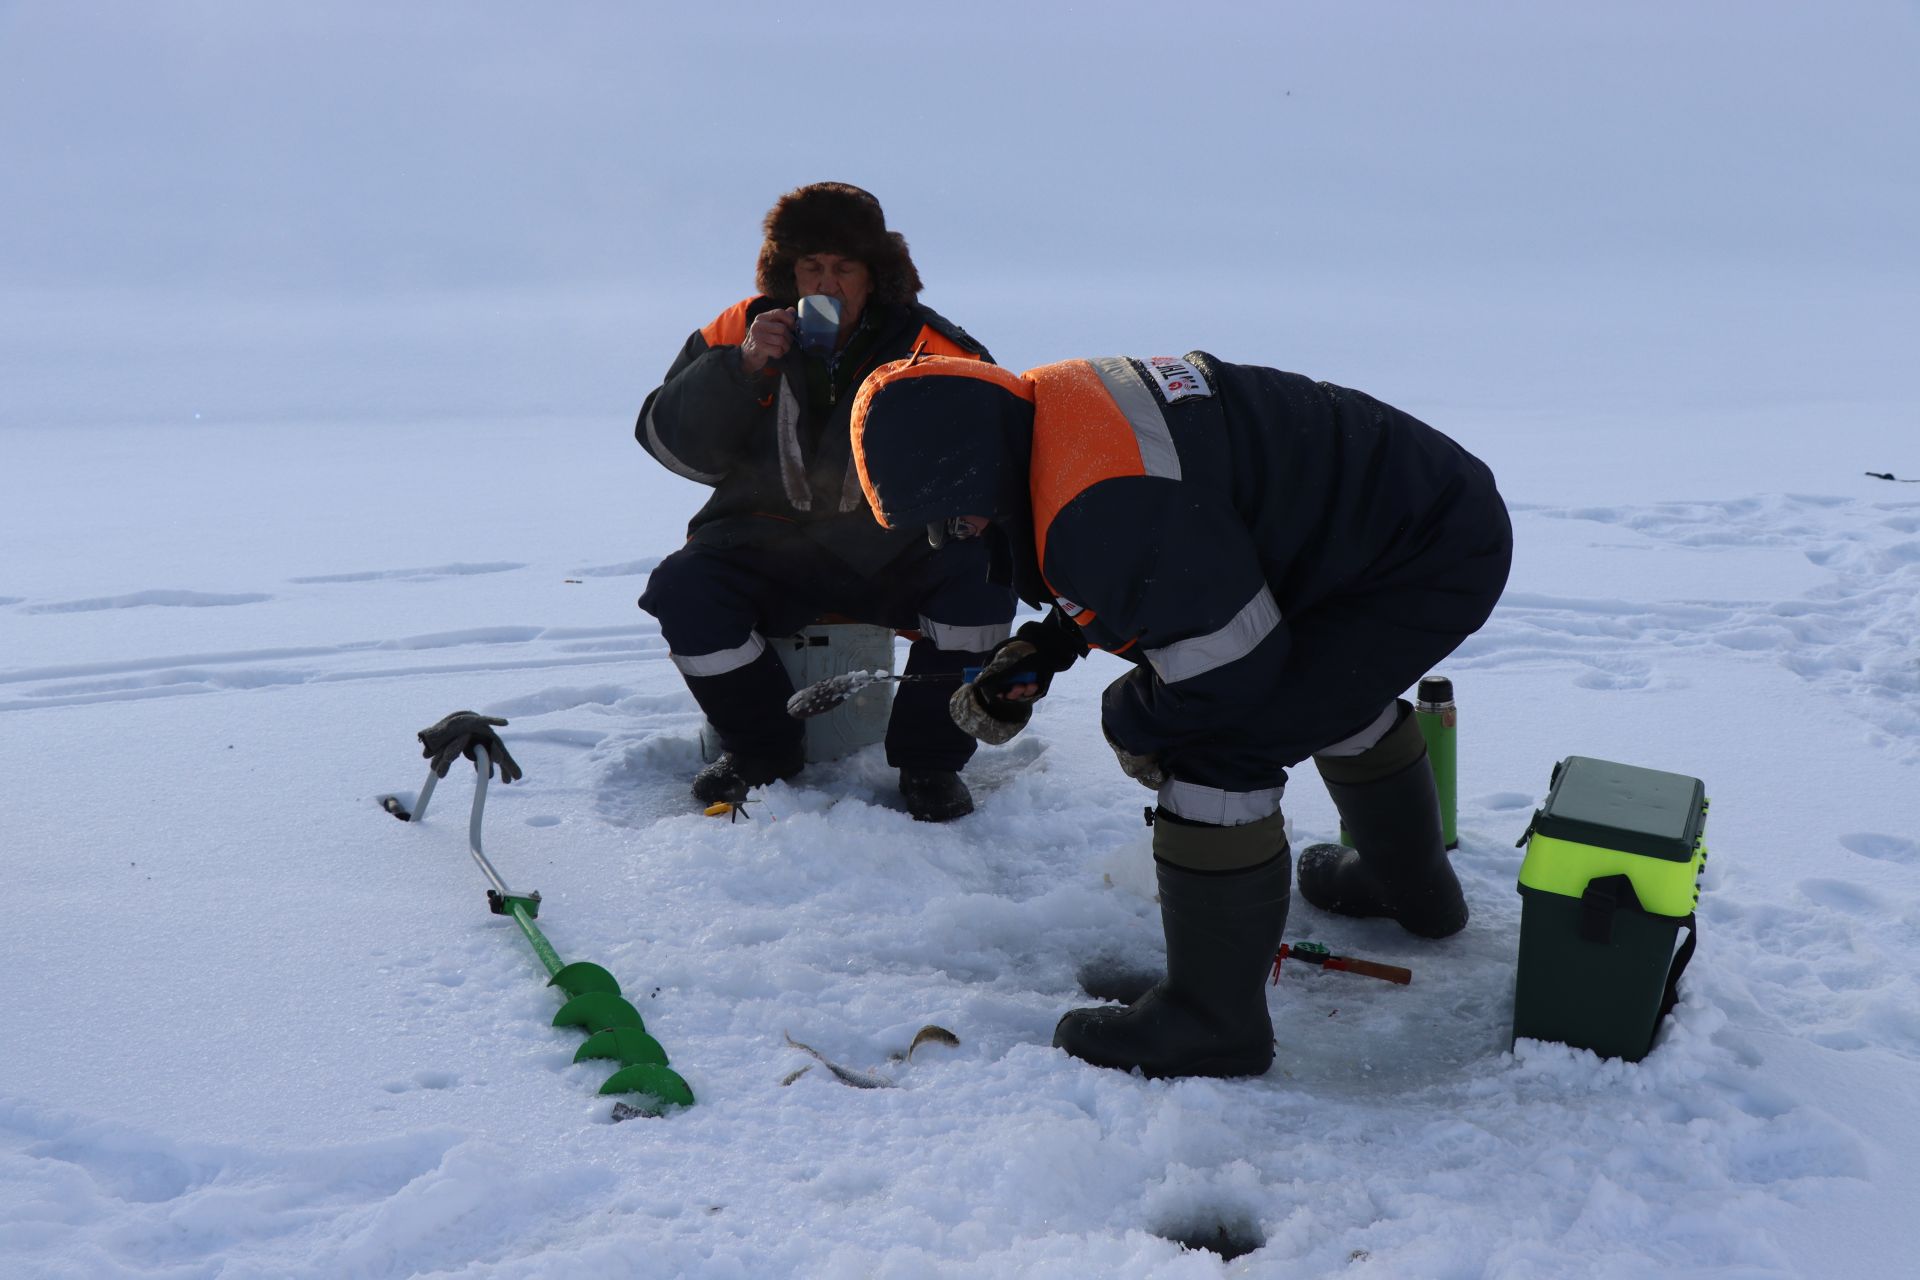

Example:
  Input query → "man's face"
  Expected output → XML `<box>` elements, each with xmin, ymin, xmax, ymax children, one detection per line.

<box><xmin>793</xmin><ymin>252</ymin><xmax>872</xmax><ymax>333</ymax></box>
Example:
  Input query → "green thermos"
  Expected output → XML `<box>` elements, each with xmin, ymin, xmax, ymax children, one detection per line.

<box><xmin>1416</xmin><ymin>675</ymin><xmax>1459</xmax><ymax>850</ymax></box>
<box><xmin>1336</xmin><ymin>675</ymin><xmax>1459</xmax><ymax>851</ymax></box>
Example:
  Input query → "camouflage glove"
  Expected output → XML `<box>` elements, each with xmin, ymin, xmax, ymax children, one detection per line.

<box><xmin>1104</xmin><ymin>726</ymin><xmax>1167</xmax><ymax>790</ymax></box>
<box><xmin>948</xmin><ymin>640</ymin><xmax>1040</xmax><ymax>745</ymax></box>
<box><xmin>418</xmin><ymin>711</ymin><xmax>523</xmax><ymax>783</ymax></box>
<box><xmin>948</xmin><ymin>614</ymin><xmax>1088</xmax><ymax>745</ymax></box>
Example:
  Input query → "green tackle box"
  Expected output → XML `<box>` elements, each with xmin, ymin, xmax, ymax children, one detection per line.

<box><xmin>1511</xmin><ymin>755</ymin><xmax>1708</xmax><ymax>1062</ymax></box>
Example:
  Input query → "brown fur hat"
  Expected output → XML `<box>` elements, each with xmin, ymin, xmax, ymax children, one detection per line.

<box><xmin>755</xmin><ymin>182</ymin><xmax>923</xmax><ymax>306</ymax></box>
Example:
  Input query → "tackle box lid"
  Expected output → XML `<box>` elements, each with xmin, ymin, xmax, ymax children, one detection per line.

<box><xmin>1531</xmin><ymin>756</ymin><xmax>1707</xmax><ymax>862</ymax></box>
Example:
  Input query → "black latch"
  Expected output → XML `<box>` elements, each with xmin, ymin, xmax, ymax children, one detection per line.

<box><xmin>1514</xmin><ymin>809</ymin><xmax>1542</xmax><ymax>849</ymax></box>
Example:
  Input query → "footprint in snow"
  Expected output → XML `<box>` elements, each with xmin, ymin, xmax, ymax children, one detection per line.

<box><xmin>1839</xmin><ymin>833</ymin><xmax>1917</xmax><ymax>865</ymax></box>
<box><xmin>1796</xmin><ymin>878</ymin><xmax>1886</xmax><ymax>917</ymax></box>
<box><xmin>380</xmin><ymin>1071</ymin><xmax>461</xmax><ymax>1093</ymax></box>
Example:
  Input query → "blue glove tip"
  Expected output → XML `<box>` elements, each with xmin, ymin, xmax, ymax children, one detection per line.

<box><xmin>963</xmin><ymin>667</ymin><xmax>1039</xmax><ymax>684</ymax></box>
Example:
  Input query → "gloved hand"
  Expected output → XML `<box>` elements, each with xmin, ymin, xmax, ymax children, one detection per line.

<box><xmin>417</xmin><ymin>711</ymin><xmax>523</xmax><ymax>783</ymax></box>
<box><xmin>948</xmin><ymin>639</ymin><xmax>1042</xmax><ymax>745</ymax></box>
<box><xmin>1104</xmin><ymin>726</ymin><xmax>1167</xmax><ymax>790</ymax></box>
<box><xmin>947</xmin><ymin>616</ymin><xmax>1087</xmax><ymax>744</ymax></box>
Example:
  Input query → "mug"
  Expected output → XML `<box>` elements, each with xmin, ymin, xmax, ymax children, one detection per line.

<box><xmin>795</xmin><ymin>294</ymin><xmax>842</xmax><ymax>355</ymax></box>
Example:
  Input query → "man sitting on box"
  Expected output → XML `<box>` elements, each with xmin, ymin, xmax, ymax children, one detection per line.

<box><xmin>636</xmin><ymin>183</ymin><xmax>1014</xmax><ymax>822</ymax></box>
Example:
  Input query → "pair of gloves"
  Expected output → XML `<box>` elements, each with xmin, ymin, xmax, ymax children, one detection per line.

<box><xmin>948</xmin><ymin>617</ymin><xmax>1167</xmax><ymax>790</ymax></box>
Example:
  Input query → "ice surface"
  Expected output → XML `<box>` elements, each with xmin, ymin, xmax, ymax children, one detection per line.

<box><xmin>4</xmin><ymin>3</ymin><xmax>1918</xmax><ymax>1276</ymax></box>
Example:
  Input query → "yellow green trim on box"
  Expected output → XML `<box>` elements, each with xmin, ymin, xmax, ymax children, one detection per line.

<box><xmin>1519</xmin><ymin>832</ymin><xmax>1705</xmax><ymax>918</ymax></box>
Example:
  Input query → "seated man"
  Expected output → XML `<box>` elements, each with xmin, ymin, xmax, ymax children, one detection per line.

<box><xmin>636</xmin><ymin>183</ymin><xmax>1013</xmax><ymax>822</ymax></box>
<box><xmin>850</xmin><ymin>352</ymin><xmax>1512</xmax><ymax>1074</ymax></box>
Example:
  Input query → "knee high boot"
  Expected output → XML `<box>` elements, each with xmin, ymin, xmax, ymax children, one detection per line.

<box><xmin>684</xmin><ymin>645</ymin><xmax>805</xmax><ymax>803</ymax></box>
<box><xmin>1053</xmin><ymin>812</ymin><xmax>1290</xmax><ymax>1079</ymax></box>
<box><xmin>1298</xmin><ymin>702</ymin><xmax>1468</xmax><ymax>939</ymax></box>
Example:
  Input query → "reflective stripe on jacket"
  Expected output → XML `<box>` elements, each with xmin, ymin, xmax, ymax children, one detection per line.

<box><xmin>1025</xmin><ymin>352</ymin><xmax>1506</xmax><ymax>749</ymax></box>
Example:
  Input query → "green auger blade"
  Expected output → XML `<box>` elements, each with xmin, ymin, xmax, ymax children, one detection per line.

<box><xmin>552</xmin><ymin>991</ymin><xmax>644</xmax><ymax>1033</ymax></box>
<box><xmin>575</xmin><ymin>1026</ymin><xmax>669</xmax><ymax>1068</ymax></box>
<box><xmin>550</xmin><ymin>961</ymin><xmax>621</xmax><ymax>999</ymax></box>
<box><xmin>600</xmin><ymin>1062</ymin><xmax>696</xmax><ymax>1110</ymax></box>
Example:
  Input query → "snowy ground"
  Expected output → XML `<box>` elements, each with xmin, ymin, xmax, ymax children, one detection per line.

<box><xmin>6</xmin><ymin>2</ymin><xmax>1920</xmax><ymax>1276</ymax></box>
<box><xmin>4</xmin><ymin>407</ymin><xmax>1918</xmax><ymax>1277</ymax></box>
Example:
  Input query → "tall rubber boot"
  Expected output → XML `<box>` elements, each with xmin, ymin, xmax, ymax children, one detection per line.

<box><xmin>684</xmin><ymin>645</ymin><xmax>804</xmax><ymax>804</ymax></box>
<box><xmin>1054</xmin><ymin>811</ymin><xmax>1290</xmax><ymax>1079</ymax></box>
<box><xmin>1298</xmin><ymin>702</ymin><xmax>1468</xmax><ymax>938</ymax></box>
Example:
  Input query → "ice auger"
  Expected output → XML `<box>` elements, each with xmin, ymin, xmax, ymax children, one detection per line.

<box><xmin>380</xmin><ymin>712</ymin><xmax>695</xmax><ymax>1117</ymax></box>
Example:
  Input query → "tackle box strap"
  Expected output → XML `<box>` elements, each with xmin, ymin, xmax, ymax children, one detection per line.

<box><xmin>1659</xmin><ymin>917</ymin><xmax>1698</xmax><ymax>1027</ymax></box>
<box><xmin>1579</xmin><ymin>873</ymin><xmax>1696</xmax><ymax>1031</ymax></box>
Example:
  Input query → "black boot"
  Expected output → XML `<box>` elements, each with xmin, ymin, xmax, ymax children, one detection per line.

<box><xmin>683</xmin><ymin>645</ymin><xmax>805</xmax><ymax>804</ymax></box>
<box><xmin>898</xmin><ymin>768</ymin><xmax>974</xmax><ymax>822</ymax></box>
<box><xmin>1298</xmin><ymin>702</ymin><xmax>1467</xmax><ymax>939</ymax></box>
<box><xmin>692</xmin><ymin>745</ymin><xmax>805</xmax><ymax>805</ymax></box>
<box><xmin>1054</xmin><ymin>813</ymin><xmax>1290</xmax><ymax>1079</ymax></box>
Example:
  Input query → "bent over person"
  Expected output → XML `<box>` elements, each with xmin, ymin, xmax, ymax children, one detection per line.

<box><xmin>636</xmin><ymin>183</ymin><xmax>1014</xmax><ymax>821</ymax></box>
<box><xmin>849</xmin><ymin>353</ymin><xmax>1512</xmax><ymax>1074</ymax></box>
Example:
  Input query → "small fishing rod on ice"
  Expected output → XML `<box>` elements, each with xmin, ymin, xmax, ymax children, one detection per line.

<box><xmin>785</xmin><ymin>665</ymin><xmax>1037</xmax><ymax>719</ymax></box>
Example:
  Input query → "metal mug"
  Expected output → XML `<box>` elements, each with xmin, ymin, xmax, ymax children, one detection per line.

<box><xmin>795</xmin><ymin>294</ymin><xmax>842</xmax><ymax>355</ymax></box>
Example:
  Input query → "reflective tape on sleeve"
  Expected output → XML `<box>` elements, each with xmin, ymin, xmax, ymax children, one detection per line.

<box><xmin>643</xmin><ymin>405</ymin><xmax>725</xmax><ymax>484</ymax></box>
<box><xmin>1087</xmin><ymin>356</ymin><xmax>1182</xmax><ymax>481</ymax></box>
<box><xmin>1144</xmin><ymin>587</ymin><xmax>1281</xmax><ymax>684</ymax></box>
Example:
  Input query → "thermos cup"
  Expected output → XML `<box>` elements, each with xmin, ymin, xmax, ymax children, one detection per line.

<box><xmin>796</xmin><ymin>294</ymin><xmax>842</xmax><ymax>355</ymax></box>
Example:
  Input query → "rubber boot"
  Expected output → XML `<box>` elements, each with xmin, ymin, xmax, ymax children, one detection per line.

<box><xmin>1298</xmin><ymin>702</ymin><xmax>1468</xmax><ymax>938</ymax></box>
<box><xmin>684</xmin><ymin>645</ymin><xmax>805</xmax><ymax>804</ymax></box>
<box><xmin>898</xmin><ymin>768</ymin><xmax>974</xmax><ymax>822</ymax></box>
<box><xmin>692</xmin><ymin>746</ymin><xmax>805</xmax><ymax>805</ymax></box>
<box><xmin>1054</xmin><ymin>812</ymin><xmax>1290</xmax><ymax>1079</ymax></box>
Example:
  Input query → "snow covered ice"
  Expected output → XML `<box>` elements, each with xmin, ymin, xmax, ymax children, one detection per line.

<box><xmin>4</xmin><ymin>3</ymin><xmax>1919</xmax><ymax>1276</ymax></box>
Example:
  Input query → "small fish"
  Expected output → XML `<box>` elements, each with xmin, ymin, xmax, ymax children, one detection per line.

<box><xmin>782</xmin><ymin>1033</ymin><xmax>895</xmax><ymax>1089</ymax></box>
<box><xmin>905</xmin><ymin>1025</ymin><xmax>960</xmax><ymax>1062</ymax></box>
<box><xmin>787</xmin><ymin>666</ymin><xmax>1030</xmax><ymax>719</ymax></box>
<box><xmin>784</xmin><ymin>669</ymin><xmax>894</xmax><ymax>718</ymax></box>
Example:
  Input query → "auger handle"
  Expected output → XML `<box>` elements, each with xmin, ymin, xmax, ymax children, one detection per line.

<box><xmin>1322</xmin><ymin>956</ymin><xmax>1413</xmax><ymax>985</ymax></box>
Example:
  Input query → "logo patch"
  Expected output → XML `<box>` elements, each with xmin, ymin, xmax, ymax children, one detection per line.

<box><xmin>1054</xmin><ymin>595</ymin><xmax>1085</xmax><ymax>618</ymax></box>
<box><xmin>1142</xmin><ymin>356</ymin><xmax>1212</xmax><ymax>403</ymax></box>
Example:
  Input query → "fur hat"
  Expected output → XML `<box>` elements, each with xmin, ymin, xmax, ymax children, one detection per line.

<box><xmin>756</xmin><ymin>182</ymin><xmax>923</xmax><ymax>305</ymax></box>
